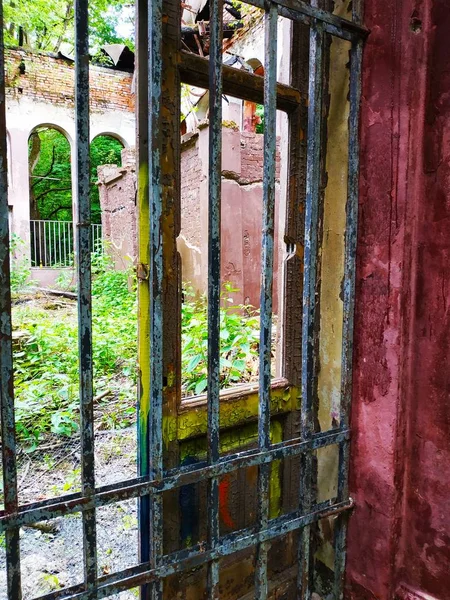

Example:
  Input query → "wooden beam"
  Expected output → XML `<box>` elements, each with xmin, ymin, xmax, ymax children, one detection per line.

<box><xmin>179</xmin><ymin>51</ymin><xmax>301</xmax><ymax>113</ymax></box>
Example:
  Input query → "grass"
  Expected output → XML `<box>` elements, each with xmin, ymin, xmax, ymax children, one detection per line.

<box><xmin>11</xmin><ymin>253</ymin><xmax>262</xmax><ymax>448</ymax></box>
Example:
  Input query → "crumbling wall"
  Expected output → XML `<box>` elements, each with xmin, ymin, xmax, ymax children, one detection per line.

<box><xmin>97</xmin><ymin>151</ymin><xmax>137</xmax><ymax>268</ymax></box>
<box><xmin>5</xmin><ymin>48</ymin><xmax>134</xmax><ymax>113</ymax></box>
<box><xmin>98</xmin><ymin>125</ymin><xmax>282</xmax><ymax>310</ymax></box>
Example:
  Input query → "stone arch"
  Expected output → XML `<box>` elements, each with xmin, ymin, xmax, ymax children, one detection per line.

<box><xmin>89</xmin><ymin>134</ymin><xmax>126</xmax><ymax>228</ymax></box>
<box><xmin>28</xmin><ymin>124</ymin><xmax>73</xmax><ymax>267</ymax></box>
<box><xmin>91</xmin><ymin>131</ymin><xmax>128</xmax><ymax>148</ymax></box>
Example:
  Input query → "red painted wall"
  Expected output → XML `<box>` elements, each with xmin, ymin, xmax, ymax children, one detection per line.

<box><xmin>346</xmin><ymin>1</ymin><xmax>450</xmax><ymax>599</ymax></box>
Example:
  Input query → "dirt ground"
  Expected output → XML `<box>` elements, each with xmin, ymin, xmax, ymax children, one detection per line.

<box><xmin>0</xmin><ymin>429</ymin><xmax>140</xmax><ymax>599</ymax></box>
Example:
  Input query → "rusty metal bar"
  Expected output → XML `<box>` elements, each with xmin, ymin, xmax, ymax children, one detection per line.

<box><xmin>334</xmin><ymin>34</ymin><xmax>363</xmax><ymax>598</ymax></box>
<box><xmin>179</xmin><ymin>51</ymin><xmax>301</xmax><ymax>114</ymax></box>
<box><xmin>352</xmin><ymin>0</ymin><xmax>364</xmax><ymax>25</ymax></box>
<box><xmin>0</xmin><ymin>1</ymin><xmax>21</xmax><ymax>596</ymax></box>
<box><xmin>74</xmin><ymin>0</ymin><xmax>97</xmax><ymax>590</ymax></box>
<box><xmin>0</xmin><ymin>428</ymin><xmax>349</xmax><ymax>532</ymax></box>
<box><xmin>237</xmin><ymin>0</ymin><xmax>368</xmax><ymax>38</ymax></box>
<box><xmin>206</xmin><ymin>0</ymin><xmax>224</xmax><ymax>596</ymax></box>
<box><xmin>135</xmin><ymin>0</ymin><xmax>151</xmax><ymax>597</ymax></box>
<box><xmin>147</xmin><ymin>0</ymin><xmax>164</xmax><ymax>598</ymax></box>
<box><xmin>255</xmin><ymin>3</ymin><xmax>278</xmax><ymax>598</ymax></box>
<box><xmin>34</xmin><ymin>499</ymin><xmax>354</xmax><ymax>600</ymax></box>
<box><xmin>298</xmin><ymin>18</ymin><xmax>325</xmax><ymax>599</ymax></box>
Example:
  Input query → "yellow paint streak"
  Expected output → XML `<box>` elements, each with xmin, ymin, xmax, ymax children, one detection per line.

<box><xmin>316</xmin><ymin>0</ymin><xmax>351</xmax><ymax>569</ymax></box>
<box><xmin>168</xmin><ymin>385</ymin><xmax>299</xmax><ymax>444</ymax></box>
<box><xmin>137</xmin><ymin>163</ymin><xmax>150</xmax><ymax>430</ymax></box>
<box><xmin>269</xmin><ymin>420</ymin><xmax>283</xmax><ymax>519</ymax></box>
<box><xmin>317</xmin><ymin>34</ymin><xmax>350</xmax><ymax>434</ymax></box>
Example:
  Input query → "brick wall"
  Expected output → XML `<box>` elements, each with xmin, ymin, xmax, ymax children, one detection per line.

<box><xmin>5</xmin><ymin>48</ymin><xmax>134</xmax><ymax>113</ymax></box>
<box><xmin>239</xmin><ymin>132</ymin><xmax>281</xmax><ymax>184</ymax></box>
<box><xmin>180</xmin><ymin>133</ymin><xmax>204</xmax><ymax>248</ymax></box>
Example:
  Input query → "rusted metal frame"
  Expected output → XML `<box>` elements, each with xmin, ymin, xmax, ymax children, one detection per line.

<box><xmin>44</xmin><ymin>498</ymin><xmax>350</xmax><ymax>600</ymax></box>
<box><xmin>0</xmin><ymin>2</ymin><xmax>22</xmax><ymax>597</ymax></box>
<box><xmin>147</xmin><ymin>0</ymin><xmax>164</xmax><ymax>598</ymax></box>
<box><xmin>74</xmin><ymin>0</ymin><xmax>97</xmax><ymax>591</ymax></box>
<box><xmin>333</xmin><ymin>35</ymin><xmax>363</xmax><ymax>598</ymax></box>
<box><xmin>236</xmin><ymin>0</ymin><xmax>368</xmax><ymax>38</ymax></box>
<box><xmin>35</xmin><ymin>499</ymin><xmax>354</xmax><ymax>600</ymax></box>
<box><xmin>297</xmin><ymin>18</ymin><xmax>325</xmax><ymax>600</ymax></box>
<box><xmin>352</xmin><ymin>0</ymin><xmax>364</xmax><ymax>25</ymax></box>
<box><xmin>255</xmin><ymin>3</ymin><xmax>278</xmax><ymax>599</ymax></box>
<box><xmin>275</xmin><ymin>6</ymin><xmax>355</xmax><ymax>42</ymax></box>
<box><xmin>179</xmin><ymin>51</ymin><xmax>301</xmax><ymax>114</ymax></box>
<box><xmin>206</xmin><ymin>0</ymin><xmax>224</xmax><ymax>596</ymax></box>
<box><xmin>135</xmin><ymin>0</ymin><xmax>151</xmax><ymax>595</ymax></box>
<box><xmin>0</xmin><ymin>428</ymin><xmax>349</xmax><ymax>532</ymax></box>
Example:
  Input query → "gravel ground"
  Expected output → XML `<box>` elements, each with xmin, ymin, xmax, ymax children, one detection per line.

<box><xmin>0</xmin><ymin>429</ymin><xmax>141</xmax><ymax>599</ymax></box>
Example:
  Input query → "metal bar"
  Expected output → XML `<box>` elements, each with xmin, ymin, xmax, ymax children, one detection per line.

<box><xmin>31</xmin><ymin>220</ymin><xmax>35</xmax><ymax>266</ymax></box>
<box><xmin>0</xmin><ymin>0</ymin><xmax>22</xmax><ymax>595</ymax></box>
<box><xmin>179</xmin><ymin>51</ymin><xmax>301</xmax><ymax>114</ymax></box>
<box><xmin>352</xmin><ymin>0</ymin><xmax>364</xmax><ymax>25</ymax></box>
<box><xmin>334</xmin><ymin>35</ymin><xmax>363</xmax><ymax>598</ymax></box>
<box><xmin>58</xmin><ymin>221</ymin><xmax>62</xmax><ymax>265</ymax></box>
<box><xmin>235</xmin><ymin>0</ymin><xmax>368</xmax><ymax>37</ymax></box>
<box><xmin>53</xmin><ymin>221</ymin><xmax>57</xmax><ymax>266</ymax></box>
<box><xmin>148</xmin><ymin>0</ymin><xmax>164</xmax><ymax>597</ymax></box>
<box><xmin>74</xmin><ymin>0</ymin><xmax>97</xmax><ymax>590</ymax></box>
<box><xmin>135</xmin><ymin>0</ymin><xmax>151</xmax><ymax>595</ymax></box>
<box><xmin>298</xmin><ymin>19</ymin><xmax>325</xmax><ymax>600</ymax></box>
<box><xmin>206</xmin><ymin>0</ymin><xmax>223</xmax><ymax>596</ymax></box>
<box><xmin>44</xmin><ymin>221</ymin><xmax>48</xmax><ymax>266</ymax></box>
<box><xmin>0</xmin><ymin>429</ymin><xmax>349</xmax><ymax>532</ymax></box>
<box><xmin>255</xmin><ymin>3</ymin><xmax>277</xmax><ymax>598</ymax></box>
<box><xmin>35</xmin><ymin>500</ymin><xmax>354</xmax><ymax>600</ymax></box>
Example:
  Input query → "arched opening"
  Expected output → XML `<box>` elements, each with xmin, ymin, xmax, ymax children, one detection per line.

<box><xmin>90</xmin><ymin>134</ymin><xmax>124</xmax><ymax>225</ymax></box>
<box><xmin>28</xmin><ymin>125</ymin><xmax>73</xmax><ymax>267</ymax></box>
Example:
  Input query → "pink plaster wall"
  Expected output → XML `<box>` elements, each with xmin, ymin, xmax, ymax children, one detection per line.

<box><xmin>346</xmin><ymin>1</ymin><xmax>450</xmax><ymax>598</ymax></box>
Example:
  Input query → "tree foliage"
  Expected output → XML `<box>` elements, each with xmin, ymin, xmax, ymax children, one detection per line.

<box><xmin>29</xmin><ymin>127</ymin><xmax>123</xmax><ymax>223</ymax></box>
<box><xmin>4</xmin><ymin>0</ymin><xmax>134</xmax><ymax>53</ymax></box>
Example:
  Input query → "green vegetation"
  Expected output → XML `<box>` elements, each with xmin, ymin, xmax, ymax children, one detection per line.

<box><xmin>3</xmin><ymin>0</ymin><xmax>133</xmax><ymax>54</ymax></box>
<box><xmin>182</xmin><ymin>284</ymin><xmax>260</xmax><ymax>396</ymax></box>
<box><xmin>29</xmin><ymin>128</ymin><xmax>123</xmax><ymax>224</ymax></box>
<box><xmin>12</xmin><ymin>254</ymin><xmax>261</xmax><ymax>447</ymax></box>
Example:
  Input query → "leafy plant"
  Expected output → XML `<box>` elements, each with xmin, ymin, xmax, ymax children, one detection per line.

<box><xmin>10</xmin><ymin>233</ymin><xmax>33</xmax><ymax>294</ymax></box>
<box><xmin>12</xmin><ymin>258</ymin><xmax>262</xmax><ymax>446</ymax></box>
<box><xmin>182</xmin><ymin>283</ymin><xmax>260</xmax><ymax>397</ymax></box>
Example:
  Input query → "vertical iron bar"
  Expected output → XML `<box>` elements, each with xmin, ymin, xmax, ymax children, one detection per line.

<box><xmin>53</xmin><ymin>221</ymin><xmax>57</xmax><ymax>267</ymax></box>
<box><xmin>255</xmin><ymin>3</ymin><xmax>277</xmax><ymax>599</ymax></box>
<box><xmin>0</xmin><ymin>1</ymin><xmax>22</xmax><ymax>596</ymax></box>
<box><xmin>207</xmin><ymin>1</ymin><xmax>223</xmax><ymax>597</ymax></box>
<box><xmin>333</xmin><ymin>35</ymin><xmax>363</xmax><ymax>599</ymax></box>
<box><xmin>58</xmin><ymin>221</ymin><xmax>62</xmax><ymax>265</ymax></box>
<box><xmin>297</xmin><ymin>18</ymin><xmax>324</xmax><ymax>600</ymax></box>
<box><xmin>148</xmin><ymin>1</ymin><xmax>163</xmax><ymax>598</ymax></box>
<box><xmin>136</xmin><ymin>0</ymin><xmax>150</xmax><ymax>595</ymax></box>
<box><xmin>352</xmin><ymin>0</ymin><xmax>364</xmax><ymax>25</ymax></box>
<box><xmin>44</xmin><ymin>221</ymin><xmax>47</xmax><ymax>267</ymax></box>
<box><xmin>31</xmin><ymin>220</ymin><xmax>35</xmax><ymax>266</ymax></box>
<box><xmin>64</xmin><ymin>222</ymin><xmax>68</xmax><ymax>266</ymax></box>
<box><xmin>74</xmin><ymin>0</ymin><xmax>97</xmax><ymax>591</ymax></box>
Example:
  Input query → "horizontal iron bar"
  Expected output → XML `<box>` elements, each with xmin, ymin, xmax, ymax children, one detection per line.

<box><xmin>243</xmin><ymin>0</ymin><xmax>368</xmax><ymax>38</ymax></box>
<box><xmin>0</xmin><ymin>428</ymin><xmax>349</xmax><ymax>531</ymax></box>
<box><xmin>179</xmin><ymin>51</ymin><xmax>301</xmax><ymax>113</ymax></box>
<box><xmin>36</xmin><ymin>498</ymin><xmax>354</xmax><ymax>600</ymax></box>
